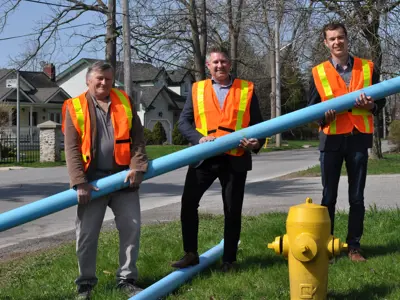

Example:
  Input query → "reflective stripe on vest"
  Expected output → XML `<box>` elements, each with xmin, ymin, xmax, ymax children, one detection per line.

<box><xmin>193</xmin><ymin>79</ymin><xmax>252</xmax><ymax>156</ymax></box>
<box><xmin>71</xmin><ymin>97</ymin><xmax>89</xmax><ymax>163</ymax></box>
<box><xmin>316</xmin><ymin>64</ymin><xmax>334</xmax><ymax>100</ymax></box>
<box><xmin>64</xmin><ymin>88</ymin><xmax>133</xmax><ymax>171</ymax></box>
<box><xmin>312</xmin><ymin>57</ymin><xmax>373</xmax><ymax>135</ymax></box>
<box><xmin>230</xmin><ymin>80</ymin><xmax>249</xmax><ymax>155</ymax></box>
<box><xmin>112</xmin><ymin>88</ymin><xmax>133</xmax><ymax>131</ymax></box>
<box><xmin>195</xmin><ymin>80</ymin><xmax>207</xmax><ymax>136</ymax></box>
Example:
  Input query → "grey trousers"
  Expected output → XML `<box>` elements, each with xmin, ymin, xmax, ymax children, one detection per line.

<box><xmin>75</xmin><ymin>188</ymin><xmax>141</xmax><ymax>287</ymax></box>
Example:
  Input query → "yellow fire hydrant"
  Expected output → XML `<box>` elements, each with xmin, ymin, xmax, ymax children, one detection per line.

<box><xmin>268</xmin><ymin>197</ymin><xmax>348</xmax><ymax>299</ymax></box>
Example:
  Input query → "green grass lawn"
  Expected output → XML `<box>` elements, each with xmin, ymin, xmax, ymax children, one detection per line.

<box><xmin>285</xmin><ymin>153</ymin><xmax>400</xmax><ymax>178</ymax></box>
<box><xmin>1</xmin><ymin>210</ymin><xmax>400</xmax><ymax>299</ymax></box>
<box><xmin>259</xmin><ymin>139</ymin><xmax>319</xmax><ymax>152</ymax></box>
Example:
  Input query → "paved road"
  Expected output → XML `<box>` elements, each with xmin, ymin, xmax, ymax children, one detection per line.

<box><xmin>0</xmin><ymin>148</ymin><xmax>320</xmax><ymax>249</ymax></box>
<box><xmin>0</xmin><ymin>141</ymin><xmax>398</xmax><ymax>252</ymax></box>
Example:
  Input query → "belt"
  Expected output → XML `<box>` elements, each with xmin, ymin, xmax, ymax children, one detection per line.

<box><xmin>96</xmin><ymin>169</ymin><xmax>115</xmax><ymax>175</ymax></box>
<box><xmin>343</xmin><ymin>128</ymin><xmax>360</xmax><ymax>137</ymax></box>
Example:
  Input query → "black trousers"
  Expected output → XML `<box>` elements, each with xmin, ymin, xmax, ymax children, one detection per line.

<box><xmin>320</xmin><ymin>143</ymin><xmax>368</xmax><ymax>249</ymax></box>
<box><xmin>180</xmin><ymin>155</ymin><xmax>247</xmax><ymax>263</ymax></box>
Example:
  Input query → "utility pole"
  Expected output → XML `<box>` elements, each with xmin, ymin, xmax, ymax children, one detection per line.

<box><xmin>275</xmin><ymin>0</ymin><xmax>281</xmax><ymax>147</ymax></box>
<box><xmin>122</xmin><ymin>0</ymin><xmax>132</xmax><ymax>100</ymax></box>
<box><xmin>16</xmin><ymin>71</ymin><xmax>20</xmax><ymax>163</ymax></box>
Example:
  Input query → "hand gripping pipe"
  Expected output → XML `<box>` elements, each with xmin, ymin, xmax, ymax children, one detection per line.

<box><xmin>1</xmin><ymin>76</ymin><xmax>400</xmax><ymax>232</ymax></box>
<box><xmin>129</xmin><ymin>240</ymin><xmax>224</xmax><ymax>300</ymax></box>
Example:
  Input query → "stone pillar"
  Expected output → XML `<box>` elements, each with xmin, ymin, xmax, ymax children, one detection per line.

<box><xmin>37</xmin><ymin>120</ymin><xmax>61</xmax><ymax>162</ymax></box>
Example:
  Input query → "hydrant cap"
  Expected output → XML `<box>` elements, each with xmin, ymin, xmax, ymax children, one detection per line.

<box><xmin>292</xmin><ymin>233</ymin><xmax>317</xmax><ymax>262</ymax></box>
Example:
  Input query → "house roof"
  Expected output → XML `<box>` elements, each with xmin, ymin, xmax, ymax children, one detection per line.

<box><xmin>136</xmin><ymin>86</ymin><xmax>185</xmax><ymax>109</ymax></box>
<box><xmin>0</xmin><ymin>69</ymin><xmax>11</xmax><ymax>81</ymax></box>
<box><xmin>20</xmin><ymin>71</ymin><xmax>60</xmax><ymax>88</ymax></box>
<box><xmin>167</xmin><ymin>69</ymin><xmax>191</xmax><ymax>83</ymax></box>
<box><xmin>57</xmin><ymin>58</ymin><xmax>164</xmax><ymax>84</ymax></box>
<box><xmin>0</xmin><ymin>69</ymin><xmax>70</xmax><ymax>104</ymax></box>
<box><xmin>136</xmin><ymin>86</ymin><xmax>163</xmax><ymax>108</ymax></box>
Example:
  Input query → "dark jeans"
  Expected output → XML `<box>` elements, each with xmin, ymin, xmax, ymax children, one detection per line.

<box><xmin>180</xmin><ymin>155</ymin><xmax>247</xmax><ymax>263</ymax></box>
<box><xmin>320</xmin><ymin>147</ymin><xmax>368</xmax><ymax>249</ymax></box>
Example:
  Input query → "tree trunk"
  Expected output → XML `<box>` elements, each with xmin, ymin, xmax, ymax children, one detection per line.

<box><xmin>106</xmin><ymin>0</ymin><xmax>117</xmax><ymax>79</ymax></box>
<box><xmin>370</xmin><ymin>115</ymin><xmax>383</xmax><ymax>159</ymax></box>
<box><xmin>189</xmin><ymin>0</ymin><xmax>206</xmax><ymax>81</ymax></box>
<box><xmin>364</xmin><ymin>26</ymin><xmax>383</xmax><ymax>159</ymax></box>
<box><xmin>227</xmin><ymin>0</ymin><xmax>243</xmax><ymax>78</ymax></box>
<box><xmin>270</xmin><ymin>48</ymin><xmax>276</xmax><ymax>120</ymax></box>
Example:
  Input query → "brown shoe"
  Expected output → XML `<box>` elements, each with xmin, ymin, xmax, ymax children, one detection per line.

<box><xmin>348</xmin><ymin>248</ymin><xmax>367</xmax><ymax>262</ymax></box>
<box><xmin>171</xmin><ymin>252</ymin><xmax>199</xmax><ymax>269</ymax></box>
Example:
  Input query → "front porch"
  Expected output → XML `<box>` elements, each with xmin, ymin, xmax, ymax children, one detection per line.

<box><xmin>0</xmin><ymin>104</ymin><xmax>61</xmax><ymax>139</ymax></box>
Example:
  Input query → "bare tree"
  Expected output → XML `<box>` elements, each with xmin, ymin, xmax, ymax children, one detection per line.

<box><xmin>246</xmin><ymin>0</ymin><xmax>312</xmax><ymax>119</ymax></box>
<box><xmin>312</xmin><ymin>0</ymin><xmax>400</xmax><ymax>159</ymax></box>
<box><xmin>227</xmin><ymin>0</ymin><xmax>245</xmax><ymax>77</ymax></box>
<box><xmin>130</xmin><ymin>0</ymin><xmax>207</xmax><ymax>80</ymax></box>
<box><xmin>0</xmin><ymin>0</ymin><xmax>118</xmax><ymax>72</ymax></box>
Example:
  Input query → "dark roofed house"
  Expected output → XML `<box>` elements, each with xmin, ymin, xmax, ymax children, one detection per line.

<box><xmin>56</xmin><ymin>58</ymin><xmax>194</xmax><ymax>143</ymax></box>
<box><xmin>0</xmin><ymin>64</ymin><xmax>70</xmax><ymax>139</ymax></box>
<box><xmin>167</xmin><ymin>68</ymin><xmax>194</xmax><ymax>99</ymax></box>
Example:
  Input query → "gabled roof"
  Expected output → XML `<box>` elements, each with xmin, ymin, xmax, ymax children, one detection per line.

<box><xmin>35</xmin><ymin>88</ymin><xmax>70</xmax><ymax>103</ymax></box>
<box><xmin>0</xmin><ymin>69</ymin><xmax>70</xmax><ymax>104</ymax></box>
<box><xmin>167</xmin><ymin>69</ymin><xmax>193</xmax><ymax>84</ymax></box>
<box><xmin>20</xmin><ymin>71</ymin><xmax>59</xmax><ymax>88</ymax></box>
<box><xmin>136</xmin><ymin>85</ymin><xmax>185</xmax><ymax>109</ymax></box>
<box><xmin>136</xmin><ymin>86</ymin><xmax>163</xmax><ymax>108</ymax></box>
<box><xmin>57</xmin><ymin>58</ymin><xmax>165</xmax><ymax>85</ymax></box>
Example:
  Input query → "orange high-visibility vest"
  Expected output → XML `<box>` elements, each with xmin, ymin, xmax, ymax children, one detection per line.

<box><xmin>192</xmin><ymin>78</ymin><xmax>253</xmax><ymax>156</ymax></box>
<box><xmin>312</xmin><ymin>57</ymin><xmax>374</xmax><ymax>135</ymax></box>
<box><xmin>62</xmin><ymin>88</ymin><xmax>133</xmax><ymax>171</ymax></box>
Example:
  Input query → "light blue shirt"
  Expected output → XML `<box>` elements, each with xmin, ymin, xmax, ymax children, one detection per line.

<box><xmin>330</xmin><ymin>56</ymin><xmax>353</xmax><ymax>87</ymax></box>
<box><xmin>211</xmin><ymin>76</ymin><xmax>233</xmax><ymax>108</ymax></box>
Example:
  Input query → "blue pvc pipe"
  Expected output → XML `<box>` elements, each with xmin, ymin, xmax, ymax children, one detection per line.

<box><xmin>130</xmin><ymin>240</ymin><xmax>224</xmax><ymax>300</ymax></box>
<box><xmin>1</xmin><ymin>76</ymin><xmax>400</xmax><ymax>232</ymax></box>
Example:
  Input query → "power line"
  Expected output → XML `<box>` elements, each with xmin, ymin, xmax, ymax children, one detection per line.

<box><xmin>0</xmin><ymin>23</ymin><xmax>93</xmax><ymax>41</ymax></box>
<box><xmin>21</xmin><ymin>0</ymin><xmax>72</xmax><ymax>8</ymax></box>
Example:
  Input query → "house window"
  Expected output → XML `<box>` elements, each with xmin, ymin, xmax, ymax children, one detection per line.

<box><xmin>49</xmin><ymin>112</ymin><xmax>61</xmax><ymax>124</ymax></box>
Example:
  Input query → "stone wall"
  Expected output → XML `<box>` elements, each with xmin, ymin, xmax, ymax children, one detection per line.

<box><xmin>37</xmin><ymin>121</ymin><xmax>61</xmax><ymax>162</ymax></box>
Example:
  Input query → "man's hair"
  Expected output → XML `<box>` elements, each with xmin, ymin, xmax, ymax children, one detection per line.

<box><xmin>86</xmin><ymin>61</ymin><xmax>114</xmax><ymax>81</ymax></box>
<box><xmin>322</xmin><ymin>22</ymin><xmax>348</xmax><ymax>39</ymax></box>
<box><xmin>206</xmin><ymin>45</ymin><xmax>230</xmax><ymax>62</ymax></box>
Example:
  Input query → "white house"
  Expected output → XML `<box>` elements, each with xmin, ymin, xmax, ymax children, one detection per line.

<box><xmin>56</xmin><ymin>58</ymin><xmax>194</xmax><ymax>143</ymax></box>
<box><xmin>0</xmin><ymin>65</ymin><xmax>70</xmax><ymax>139</ymax></box>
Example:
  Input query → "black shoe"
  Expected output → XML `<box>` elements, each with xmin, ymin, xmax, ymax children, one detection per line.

<box><xmin>171</xmin><ymin>252</ymin><xmax>200</xmax><ymax>269</ymax></box>
<box><xmin>76</xmin><ymin>284</ymin><xmax>93</xmax><ymax>300</ymax></box>
<box><xmin>220</xmin><ymin>261</ymin><xmax>236</xmax><ymax>273</ymax></box>
<box><xmin>117</xmin><ymin>279</ymin><xmax>143</xmax><ymax>297</ymax></box>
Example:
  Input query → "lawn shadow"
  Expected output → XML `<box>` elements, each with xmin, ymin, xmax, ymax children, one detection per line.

<box><xmin>237</xmin><ymin>254</ymin><xmax>287</xmax><ymax>271</ymax></box>
<box><xmin>18</xmin><ymin>293</ymin><xmax>74</xmax><ymax>300</ymax></box>
<box><xmin>363</xmin><ymin>241</ymin><xmax>400</xmax><ymax>258</ymax></box>
<box><xmin>327</xmin><ymin>283</ymin><xmax>393</xmax><ymax>299</ymax></box>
